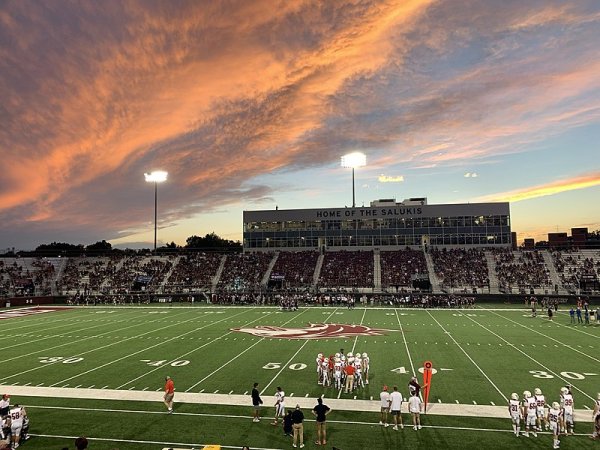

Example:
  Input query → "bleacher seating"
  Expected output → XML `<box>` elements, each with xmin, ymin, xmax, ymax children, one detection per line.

<box><xmin>318</xmin><ymin>250</ymin><xmax>374</xmax><ymax>288</ymax></box>
<box><xmin>270</xmin><ymin>251</ymin><xmax>319</xmax><ymax>288</ymax></box>
<box><xmin>380</xmin><ymin>249</ymin><xmax>427</xmax><ymax>288</ymax></box>
<box><xmin>430</xmin><ymin>248</ymin><xmax>489</xmax><ymax>289</ymax></box>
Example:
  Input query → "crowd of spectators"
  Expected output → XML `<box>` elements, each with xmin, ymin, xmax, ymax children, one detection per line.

<box><xmin>318</xmin><ymin>251</ymin><xmax>374</xmax><ymax>288</ymax></box>
<box><xmin>375</xmin><ymin>293</ymin><xmax>476</xmax><ymax>308</ymax></box>
<box><xmin>493</xmin><ymin>249</ymin><xmax>551</xmax><ymax>289</ymax></box>
<box><xmin>270</xmin><ymin>251</ymin><xmax>319</xmax><ymax>288</ymax></box>
<box><xmin>218</xmin><ymin>252</ymin><xmax>274</xmax><ymax>292</ymax></box>
<box><xmin>0</xmin><ymin>258</ymin><xmax>57</xmax><ymax>296</ymax></box>
<box><xmin>380</xmin><ymin>250</ymin><xmax>427</xmax><ymax>288</ymax></box>
<box><xmin>166</xmin><ymin>253</ymin><xmax>223</xmax><ymax>292</ymax></box>
<box><xmin>552</xmin><ymin>250</ymin><xmax>600</xmax><ymax>290</ymax></box>
<box><xmin>430</xmin><ymin>248</ymin><xmax>489</xmax><ymax>288</ymax></box>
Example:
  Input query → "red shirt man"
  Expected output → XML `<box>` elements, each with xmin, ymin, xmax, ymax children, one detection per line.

<box><xmin>164</xmin><ymin>376</ymin><xmax>174</xmax><ymax>413</ymax></box>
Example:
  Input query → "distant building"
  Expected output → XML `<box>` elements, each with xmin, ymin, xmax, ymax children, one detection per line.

<box><xmin>548</xmin><ymin>232</ymin><xmax>568</xmax><ymax>249</ymax></box>
<box><xmin>243</xmin><ymin>198</ymin><xmax>511</xmax><ymax>251</ymax></box>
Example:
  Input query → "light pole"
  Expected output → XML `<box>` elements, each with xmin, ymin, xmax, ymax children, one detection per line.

<box><xmin>144</xmin><ymin>171</ymin><xmax>168</xmax><ymax>253</ymax></box>
<box><xmin>341</xmin><ymin>152</ymin><xmax>366</xmax><ymax>208</ymax></box>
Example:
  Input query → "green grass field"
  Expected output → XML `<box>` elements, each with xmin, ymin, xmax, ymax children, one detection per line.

<box><xmin>1</xmin><ymin>304</ymin><xmax>599</xmax><ymax>449</ymax></box>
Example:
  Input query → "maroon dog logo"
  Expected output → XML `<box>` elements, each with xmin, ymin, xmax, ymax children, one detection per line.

<box><xmin>231</xmin><ymin>323</ymin><xmax>390</xmax><ymax>340</ymax></box>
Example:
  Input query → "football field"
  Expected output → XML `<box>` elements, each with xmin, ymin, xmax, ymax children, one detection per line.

<box><xmin>1</xmin><ymin>304</ymin><xmax>599</xmax><ymax>449</ymax></box>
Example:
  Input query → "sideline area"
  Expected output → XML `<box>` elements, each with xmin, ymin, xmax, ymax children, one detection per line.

<box><xmin>2</xmin><ymin>384</ymin><xmax>594</xmax><ymax>422</ymax></box>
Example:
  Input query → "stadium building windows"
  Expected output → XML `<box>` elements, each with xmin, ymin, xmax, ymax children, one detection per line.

<box><xmin>243</xmin><ymin>198</ymin><xmax>511</xmax><ymax>251</ymax></box>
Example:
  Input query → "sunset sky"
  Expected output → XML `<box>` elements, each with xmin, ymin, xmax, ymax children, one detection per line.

<box><xmin>1</xmin><ymin>0</ymin><xmax>599</xmax><ymax>250</ymax></box>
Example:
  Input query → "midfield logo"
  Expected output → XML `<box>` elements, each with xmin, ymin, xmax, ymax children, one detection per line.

<box><xmin>231</xmin><ymin>323</ymin><xmax>390</xmax><ymax>340</ymax></box>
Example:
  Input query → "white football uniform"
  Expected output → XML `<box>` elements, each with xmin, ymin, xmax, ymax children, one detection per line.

<box><xmin>561</xmin><ymin>393</ymin><xmax>574</xmax><ymax>424</ymax></box>
<box><xmin>534</xmin><ymin>394</ymin><xmax>545</xmax><ymax>417</ymax></box>
<box><xmin>509</xmin><ymin>399</ymin><xmax>520</xmax><ymax>423</ymax></box>
<box><xmin>321</xmin><ymin>361</ymin><xmax>330</xmax><ymax>385</ymax></box>
<box><xmin>594</xmin><ymin>399</ymin><xmax>600</xmax><ymax>420</ymax></box>
<box><xmin>363</xmin><ymin>356</ymin><xmax>370</xmax><ymax>375</ymax></box>
<box><xmin>548</xmin><ymin>407</ymin><xmax>562</xmax><ymax>434</ymax></box>
<box><xmin>525</xmin><ymin>397</ymin><xmax>537</xmax><ymax>426</ymax></box>
<box><xmin>9</xmin><ymin>406</ymin><xmax>24</xmax><ymax>436</ymax></box>
<box><xmin>275</xmin><ymin>390</ymin><xmax>285</xmax><ymax>416</ymax></box>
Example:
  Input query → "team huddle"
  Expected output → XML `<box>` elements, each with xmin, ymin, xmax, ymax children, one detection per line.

<box><xmin>315</xmin><ymin>351</ymin><xmax>369</xmax><ymax>393</ymax></box>
<box><xmin>508</xmin><ymin>386</ymin><xmax>581</xmax><ymax>449</ymax></box>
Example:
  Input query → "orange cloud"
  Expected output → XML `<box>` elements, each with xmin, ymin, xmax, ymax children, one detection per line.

<box><xmin>477</xmin><ymin>172</ymin><xmax>600</xmax><ymax>203</ymax></box>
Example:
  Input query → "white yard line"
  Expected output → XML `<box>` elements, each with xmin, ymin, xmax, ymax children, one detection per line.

<box><xmin>54</xmin><ymin>309</ymin><xmax>251</xmax><ymax>388</ymax></box>
<box><xmin>184</xmin><ymin>309</ymin><xmax>309</xmax><ymax>392</ymax></box>
<box><xmin>395</xmin><ymin>308</ymin><xmax>416</xmax><ymax>376</ymax></box>
<box><xmin>426</xmin><ymin>310</ymin><xmax>507</xmax><ymax>402</ymax></box>
<box><xmin>462</xmin><ymin>314</ymin><xmax>596</xmax><ymax>402</ymax></box>
<box><xmin>486</xmin><ymin>310</ymin><xmax>600</xmax><ymax>365</ymax></box>
<box><xmin>350</xmin><ymin>307</ymin><xmax>368</xmax><ymax>354</ymax></box>
<box><xmin>3</xmin><ymin>316</ymin><xmax>133</xmax><ymax>353</ymax></box>
<box><xmin>116</xmin><ymin>309</ymin><xmax>272</xmax><ymax>390</ymax></box>
<box><xmin>1</xmin><ymin>310</ymin><xmax>192</xmax><ymax>379</ymax></box>
<box><xmin>17</xmin><ymin>396</ymin><xmax>596</xmax><ymax>422</ymax></box>
<box><xmin>262</xmin><ymin>308</ymin><xmax>340</xmax><ymax>396</ymax></box>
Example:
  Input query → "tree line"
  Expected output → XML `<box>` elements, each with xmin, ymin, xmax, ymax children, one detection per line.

<box><xmin>0</xmin><ymin>233</ymin><xmax>242</xmax><ymax>257</ymax></box>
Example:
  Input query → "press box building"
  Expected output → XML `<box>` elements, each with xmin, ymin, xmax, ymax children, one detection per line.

<box><xmin>243</xmin><ymin>198</ymin><xmax>511</xmax><ymax>251</ymax></box>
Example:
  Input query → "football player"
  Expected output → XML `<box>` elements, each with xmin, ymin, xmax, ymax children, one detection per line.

<box><xmin>547</xmin><ymin>401</ymin><xmax>562</xmax><ymax>449</ymax></box>
<box><xmin>321</xmin><ymin>358</ymin><xmax>331</xmax><ymax>387</ymax></box>
<box><xmin>508</xmin><ymin>392</ymin><xmax>522</xmax><ymax>437</ymax></box>
<box><xmin>362</xmin><ymin>352</ymin><xmax>370</xmax><ymax>385</ymax></box>
<box><xmin>333</xmin><ymin>358</ymin><xmax>343</xmax><ymax>390</ymax></box>
<box><xmin>354</xmin><ymin>354</ymin><xmax>364</xmax><ymax>389</ymax></box>
<box><xmin>534</xmin><ymin>388</ymin><xmax>548</xmax><ymax>431</ymax></box>
<box><xmin>560</xmin><ymin>387</ymin><xmax>574</xmax><ymax>435</ymax></box>
<box><xmin>591</xmin><ymin>392</ymin><xmax>600</xmax><ymax>439</ymax></box>
<box><xmin>271</xmin><ymin>386</ymin><xmax>285</xmax><ymax>426</ymax></box>
<box><xmin>522</xmin><ymin>390</ymin><xmax>538</xmax><ymax>437</ymax></box>
<box><xmin>9</xmin><ymin>404</ymin><xmax>26</xmax><ymax>449</ymax></box>
<box><xmin>316</xmin><ymin>353</ymin><xmax>324</xmax><ymax>385</ymax></box>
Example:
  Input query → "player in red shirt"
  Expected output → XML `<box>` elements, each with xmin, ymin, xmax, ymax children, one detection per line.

<box><xmin>164</xmin><ymin>376</ymin><xmax>174</xmax><ymax>414</ymax></box>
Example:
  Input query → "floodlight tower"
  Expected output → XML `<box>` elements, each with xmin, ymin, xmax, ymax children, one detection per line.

<box><xmin>341</xmin><ymin>152</ymin><xmax>366</xmax><ymax>208</ymax></box>
<box><xmin>144</xmin><ymin>171</ymin><xmax>168</xmax><ymax>253</ymax></box>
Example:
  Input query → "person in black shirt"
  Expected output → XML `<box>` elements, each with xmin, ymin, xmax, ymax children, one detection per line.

<box><xmin>312</xmin><ymin>397</ymin><xmax>331</xmax><ymax>446</ymax></box>
<box><xmin>291</xmin><ymin>404</ymin><xmax>305</xmax><ymax>448</ymax></box>
<box><xmin>251</xmin><ymin>382</ymin><xmax>263</xmax><ymax>423</ymax></box>
<box><xmin>283</xmin><ymin>410</ymin><xmax>293</xmax><ymax>437</ymax></box>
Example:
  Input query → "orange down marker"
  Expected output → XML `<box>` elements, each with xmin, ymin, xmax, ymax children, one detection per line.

<box><xmin>423</xmin><ymin>361</ymin><xmax>433</xmax><ymax>413</ymax></box>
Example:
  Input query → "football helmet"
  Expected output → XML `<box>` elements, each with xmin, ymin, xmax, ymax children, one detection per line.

<box><xmin>597</xmin><ymin>392</ymin><xmax>600</xmax><ymax>400</ymax></box>
<box><xmin>511</xmin><ymin>393</ymin><xmax>519</xmax><ymax>401</ymax></box>
<box><xmin>534</xmin><ymin>388</ymin><xmax>542</xmax><ymax>396</ymax></box>
<box><xmin>317</xmin><ymin>353</ymin><xmax>323</xmax><ymax>358</ymax></box>
<box><xmin>552</xmin><ymin>402</ymin><xmax>560</xmax><ymax>410</ymax></box>
<box><xmin>355</xmin><ymin>352</ymin><xmax>361</xmax><ymax>358</ymax></box>
<box><xmin>348</xmin><ymin>357</ymin><xmax>355</xmax><ymax>364</ymax></box>
<box><xmin>347</xmin><ymin>352</ymin><xmax>353</xmax><ymax>358</ymax></box>
<box><xmin>335</xmin><ymin>353</ymin><xmax>341</xmax><ymax>358</ymax></box>
<box><xmin>523</xmin><ymin>390</ymin><xmax>531</xmax><ymax>398</ymax></box>
<box><xmin>362</xmin><ymin>352</ymin><xmax>368</xmax><ymax>358</ymax></box>
<box><xmin>560</xmin><ymin>387</ymin><xmax>569</xmax><ymax>395</ymax></box>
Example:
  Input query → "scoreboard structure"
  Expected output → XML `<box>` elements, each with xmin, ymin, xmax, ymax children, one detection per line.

<box><xmin>243</xmin><ymin>198</ymin><xmax>511</xmax><ymax>251</ymax></box>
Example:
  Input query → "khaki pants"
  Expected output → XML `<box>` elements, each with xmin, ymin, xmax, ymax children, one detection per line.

<box><xmin>345</xmin><ymin>374</ymin><xmax>354</xmax><ymax>392</ymax></box>
<box><xmin>293</xmin><ymin>423</ymin><xmax>304</xmax><ymax>446</ymax></box>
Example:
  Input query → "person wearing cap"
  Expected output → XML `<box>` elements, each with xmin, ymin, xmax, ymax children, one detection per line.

<box><xmin>380</xmin><ymin>385</ymin><xmax>391</xmax><ymax>427</ymax></box>
<box><xmin>164</xmin><ymin>376</ymin><xmax>174</xmax><ymax>414</ymax></box>
<box><xmin>0</xmin><ymin>395</ymin><xmax>9</xmax><ymax>416</ymax></box>
<box><xmin>291</xmin><ymin>404</ymin><xmax>305</xmax><ymax>448</ymax></box>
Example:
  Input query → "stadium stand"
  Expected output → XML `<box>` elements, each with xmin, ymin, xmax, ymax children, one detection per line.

<box><xmin>380</xmin><ymin>249</ymin><xmax>427</xmax><ymax>289</ymax></box>
<box><xmin>492</xmin><ymin>249</ymin><xmax>551</xmax><ymax>292</ymax></box>
<box><xmin>317</xmin><ymin>250</ymin><xmax>374</xmax><ymax>288</ymax></box>
<box><xmin>270</xmin><ymin>251</ymin><xmax>319</xmax><ymax>289</ymax></box>
<box><xmin>429</xmin><ymin>248</ymin><xmax>489</xmax><ymax>291</ymax></box>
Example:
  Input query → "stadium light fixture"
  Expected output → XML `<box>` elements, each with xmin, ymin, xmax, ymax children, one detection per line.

<box><xmin>341</xmin><ymin>152</ymin><xmax>366</xmax><ymax>208</ymax></box>
<box><xmin>144</xmin><ymin>171</ymin><xmax>168</xmax><ymax>253</ymax></box>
